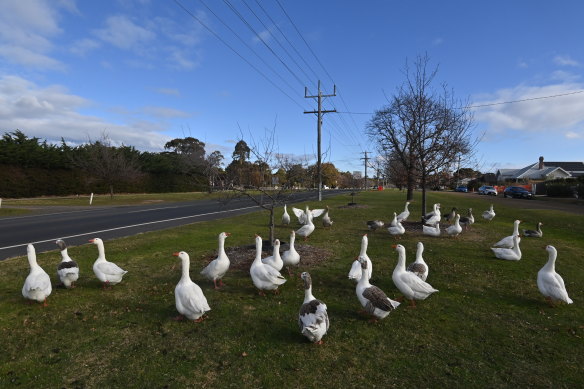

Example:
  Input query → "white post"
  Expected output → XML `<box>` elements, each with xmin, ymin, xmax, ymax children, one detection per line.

<box><xmin>89</xmin><ymin>193</ymin><xmax>94</xmax><ymax>205</ymax></box>
<box><xmin>0</xmin><ymin>198</ymin><xmax>2</xmax><ymax>208</ymax></box>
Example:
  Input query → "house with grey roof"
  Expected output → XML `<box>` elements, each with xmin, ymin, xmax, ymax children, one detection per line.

<box><xmin>496</xmin><ymin>156</ymin><xmax>584</xmax><ymax>183</ymax></box>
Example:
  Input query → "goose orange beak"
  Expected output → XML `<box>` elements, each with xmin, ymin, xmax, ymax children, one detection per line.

<box><xmin>172</xmin><ymin>252</ymin><xmax>180</xmax><ymax>257</ymax></box>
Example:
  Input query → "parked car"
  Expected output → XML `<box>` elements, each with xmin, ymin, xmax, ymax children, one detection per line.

<box><xmin>455</xmin><ymin>186</ymin><xmax>468</xmax><ymax>192</ymax></box>
<box><xmin>478</xmin><ymin>185</ymin><xmax>497</xmax><ymax>196</ymax></box>
<box><xmin>503</xmin><ymin>186</ymin><xmax>533</xmax><ymax>199</ymax></box>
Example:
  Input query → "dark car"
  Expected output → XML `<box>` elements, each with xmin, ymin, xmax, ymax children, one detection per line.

<box><xmin>455</xmin><ymin>186</ymin><xmax>468</xmax><ymax>193</ymax></box>
<box><xmin>503</xmin><ymin>186</ymin><xmax>533</xmax><ymax>199</ymax></box>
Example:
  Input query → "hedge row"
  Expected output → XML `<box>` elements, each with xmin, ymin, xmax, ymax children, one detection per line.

<box><xmin>0</xmin><ymin>165</ymin><xmax>206</xmax><ymax>198</ymax></box>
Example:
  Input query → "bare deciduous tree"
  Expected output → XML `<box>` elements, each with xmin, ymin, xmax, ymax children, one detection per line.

<box><xmin>73</xmin><ymin>134</ymin><xmax>143</xmax><ymax>198</ymax></box>
<box><xmin>368</xmin><ymin>54</ymin><xmax>477</xmax><ymax>214</ymax></box>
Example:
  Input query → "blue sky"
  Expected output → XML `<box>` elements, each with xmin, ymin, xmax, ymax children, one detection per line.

<box><xmin>1</xmin><ymin>0</ymin><xmax>583</xmax><ymax>174</ymax></box>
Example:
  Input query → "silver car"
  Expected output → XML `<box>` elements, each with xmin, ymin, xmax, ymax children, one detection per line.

<box><xmin>478</xmin><ymin>185</ymin><xmax>497</xmax><ymax>196</ymax></box>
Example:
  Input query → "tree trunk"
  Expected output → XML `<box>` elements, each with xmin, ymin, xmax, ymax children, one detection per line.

<box><xmin>109</xmin><ymin>184</ymin><xmax>114</xmax><ymax>199</ymax></box>
<box><xmin>406</xmin><ymin>171</ymin><xmax>415</xmax><ymax>201</ymax></box>
<box><xmin>421</xmin><ymin>171</ymin><xmax>427</xmax><ymax>218</ymax></box>
<box><xmin>269</xmin><ymin>207</ymin><xmax>275</xmax><ymax>245</ymax></box>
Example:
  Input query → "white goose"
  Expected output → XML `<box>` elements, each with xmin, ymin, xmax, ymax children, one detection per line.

<box><xmin>348</xmin><ymin>234</ymin><xmax>372</xmax><ymax>282</ymax></box>
<box><xmin>482</xmin><ymin>204</ymin><xmax>496</xmax><ymax>221</ymax></box>
<box><xmin>292</xmin><ymin>206</ymin><xmax>307</xmax><ymax>224</ymax></box>
<box><xmin>295</xmin><ymin>211</ymin><xmax>316</xmax><ymax>240</ymax></box>
<box><xmin>250</xmin><ymin>235</ymin><xmax>286</xmax><ymax>295</ymax></box>
<box><xmin>56</xmin><ymin>239</ymin><xmax>80</xmax><ymax>288</ymax></box>
<box><xmin>388</xmin><ymin>219</ymin><xmax>405</xmax><ymax>236</ymax></box>
<box><xmin>282</xmin><ymin>230</ymin><xmax>300</xmax><ymax>275</ymax></box>
<box><xmin>282</xmin><ymin>204</ymin><xmax>291</xmax><ymax>225</ymax></box>
<box><xmin>424</xmin><ymin>203</ymin><xmax>441</xmax><ymax>226</ymax></box>
<box><xmin>493</xmin><ymin>220</ymin><xmax>521</xmax><ymax>248</ymax></box>
<box><xmin>200</xmin><ymin>232</ymin><xmax>231</xmax><ymax>289</ymax></box>
<box><xmin>172</xmin><ymin>251</ymin><xmax>211</xmax><ymax>322</ymax></box>
<box><xmin>396</xmin><ymin>201</ymin><xmax>410</xmax><ymax>223</ymax></box>
<box><xmin>491</xmin><ymin>234</ymin><xmax>521</xmax><ymax>260</ymax></box>
<box><xmin>262</xmin><ymin>239</ymin><xmax>284</xmax><ymax>271</ymax></box>
<box><xmin>322</xmin><ymin>206</ymin><xmax>333</xmax><ymax>228</ymax></box>
<box><xmin>356</xmin><ymin>256</ymin><xmax>400</xmax><ymax>319</ymax></box>
<box><xmin>445</xmin><ymin>214</ymin><xmax>462</xmax><ymax>237</ymax></box>
<box><xmin>524</xmin><ymin>222</ymin><xmax>543</xmax><ymax>238</ymax></box>
<box><xmin>407</xmin><ymin>242</ymin><xmax>429</xmax><ymax>281</ymax></box>
<box><xmin>388</xmin><ymin>212</ymin><xmax>398</xmax><ymax>227</ymax></box>
<box><xmin>298</xmin><ymin>272</ymin><xmax>329</xmax><ymax>344</ymax></box>
<box><xmin>293</xmin><ymin>205</ymin><xmax>326</xmax><ymax>225</ymax></box>
<box><xmin>89</xmin><ymin>238</ymin><xmax>128</xmax><ymax>287</ymax></box>
<box><xmin>22</xmin><ymin>244</ymin><xmax>52</xmax><ymax>305</ymax></box>
<box><xmin>537</xmin><ymin>245</ymin><xmax>573</xmax><ymax>305</ymax></box>
<box><xmin>392</xmin><ymin>244</ymin><xmax>438</xmax><ymax>306</ymax></box>
<box><xmin>422</xmin><ymin>223</ymin><xmax>441</xmax><ymax>237</ymax></box>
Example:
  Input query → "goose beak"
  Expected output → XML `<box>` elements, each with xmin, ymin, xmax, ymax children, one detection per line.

<box><xmin>172</xmin><ymin>252</ymin><xmax>180</xmax><ymax>257</ymax></box>
<box><xmin>88</xmin><ymin>239</ymin><xmax>95</xmax><ymax>243</ymax></box>
<box><xmin>392</xmin><ymin>244</ymin><xmax>397</xmax><ymax>249</ymax></box>
<box><xmin>225</xmin><ymin>232</ymin><xmax>231</xmax><ymax>236</ymax></box>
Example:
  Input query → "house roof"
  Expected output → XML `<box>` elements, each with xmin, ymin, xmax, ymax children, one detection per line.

<box><xmin>497</xmin><ymin>162</ymin><xmax>573</xmax><ymax>180</ymax></box>
<box><xmin>543</xmin><ymin>162</ymin><xmax>584</xmax><ymax>172</ymax></box>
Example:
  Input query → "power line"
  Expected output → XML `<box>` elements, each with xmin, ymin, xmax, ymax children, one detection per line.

<box><xmin>458</xmin><ymin>90</ymin><xmax>584</xmax><ymax>109</ymax></box>
<box><xmin>195</xmin><ymin>0</ymin><xmax>302</xmax><ymax>102</ymax></box>
<box><xmin>240</xmin><ymin>0</ymin><xmax>317</xmax><ymax>89</ymax></box>
<box><xmin>337</xmin><ymin>89</ymin><xmax>584</xmax><ymax>114</ymax></box>
<box><xmin>173</xmin><ymin>0</ymin><xmax>307</xmax><ymax>110</ymax></box>
<box><xmin>222</xmin><ymin>0</ymin><xmax>306</xmax><ymax>88</ymax></box>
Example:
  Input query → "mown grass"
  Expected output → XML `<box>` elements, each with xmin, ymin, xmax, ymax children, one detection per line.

<box><xmin>0</xmin><ymin>190</ymin><xmax>582</xmax><ymax>388</ymax></box>
<box><xmin>0</xmin><ymin>208</ymin><xmax>31</xmax><ymax>217</ymax></box>
<box><xmin>0</xmin><ymin>191</ymin><xmax>220</xmax><ymax>207</ymax></box>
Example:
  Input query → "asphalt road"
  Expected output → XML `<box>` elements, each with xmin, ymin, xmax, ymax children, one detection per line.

<box><xmin>0</xmin><ymin>190</ymin><xmax>350</xmax><ymax>260</ymax></box>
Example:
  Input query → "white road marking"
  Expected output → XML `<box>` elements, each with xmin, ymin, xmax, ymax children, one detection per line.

<box><xmin>0</xmin><ymin>205</ymin><xmax>259</xmax><ymax>251</ymax></box>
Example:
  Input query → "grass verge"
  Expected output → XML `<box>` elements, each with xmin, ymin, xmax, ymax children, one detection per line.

<box><xmin>0</xmin><ymin>190</ymin><xmax>582</xmax><ymax>387</ymax></box>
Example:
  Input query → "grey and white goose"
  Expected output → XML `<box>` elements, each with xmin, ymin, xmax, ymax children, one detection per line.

<box><xmin>56</xmin><ymin>239</ymin><xmax>80</xmax><ymax>288</ymax></box>
<box><xmin>523</xmin><ymin>222</ymin><xmax>543</xmax><ymax>238</ymax></box>
<box><xmin>298</xmin><ymin>272</ymin><xmax>329</xmax><ymax>344</ymax></box>
<box><xmin>366</xmin><ymin>220</ymin><xmax>385</xmax><ymax>231</ymax></box>
<box><xmin>355</xmin><ymin>256</ymin><xmax>400</xmax><ymax>320</ymax></box>
<box><xmin>459</xmin><ymin>208</ymin><xmax>474</xmax><ymax>229</ymax></box>
<box><xmin>406</xmin><ymin>242</ymin><xmax>428</xmax><ymax>281</ymax></box>
<box><xmin>443</xmin><ymin>207</ymin><xmax>457</xmax><ymax>223</ymax></box>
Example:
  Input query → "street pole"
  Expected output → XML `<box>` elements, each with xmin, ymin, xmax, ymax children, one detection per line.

<box><xmin>304</xmin><ymin>80</ymin><xmax>336</xmax><ymax>201</ymax></box>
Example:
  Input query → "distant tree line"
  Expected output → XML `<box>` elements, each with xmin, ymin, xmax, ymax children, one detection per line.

<box><xmin>0</xmin><ymin>130</ymin><xmax>356</xmax><ymax>198</ymax></box>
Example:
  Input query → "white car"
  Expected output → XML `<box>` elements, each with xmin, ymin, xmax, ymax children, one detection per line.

<box><xmin>478</xmin><ymin>185</ymin><xmax>497</xmax><ymax>196</ymax></box>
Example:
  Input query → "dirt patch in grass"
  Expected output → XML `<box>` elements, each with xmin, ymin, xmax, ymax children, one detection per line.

<box><xmin>199</xmin><ymin>243</ymin><xmax>334</xmax><ymax>271</ymax></box>
<box><xmin>337</xmin><ymin>204</ymin><xmax>369</xmax><ymax>209</ymax></box>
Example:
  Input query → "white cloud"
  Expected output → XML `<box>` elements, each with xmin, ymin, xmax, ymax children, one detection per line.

<box><xmin>70</xmin><ymin>38</ymin><xmax>101</xmax><ymax>56</ymax></box>
<box><xmin>0</xmin><ymin>0</ymin><xmax>72</xmax><ymax>69</ymax></box>
<box><xmin>0</xmin><ymin>75</ymin><xmax>172</xmax><ymax>151</ymax></box>
<box><xmin>474</xmin><ymin>83</ymin><xmax>584</xmax><ymax>138</ymax></box>
<box><xmin>94</xmin><ymin>15</ymin><xmax>156</xmax><ymax>50</ymax></box>
<box><xmin>565</xmin><ymin>131</ymin><xmax>582</xmax><ymax>139</ymax></box>
<box><xmin>551</xmin><ymin>70</ymin><xmax>581</xmax><ymax>82</ymax></box>
<box><xmin>554</xmin><ymin>55</ymin><xmax>579</xmax><ymax>67</ymax></box>
<box><xmin>142</xmin><ymin>106</ymin><xmax>191</xmax><ymax>119</ymax></box>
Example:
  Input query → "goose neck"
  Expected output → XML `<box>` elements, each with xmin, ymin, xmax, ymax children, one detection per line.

<box><xmin>304</xmin><ymin>285</ymin><xmax>315</xmax><ymax>303</ymax></box>
<box><xmin>544</xmin><ymin>249</ymin><xmax>556</xmax><ymax>271</ymax></box>
<box><xmin>181</xmin><ymin>256</ymin><xmax>191</xmax><ymax>281</ymax></box>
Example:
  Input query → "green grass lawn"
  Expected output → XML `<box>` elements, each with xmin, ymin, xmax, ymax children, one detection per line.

<box><xmin>0</xmin><ymin>190</ymin><xmax>582</xmax><ymax>387</ymax></box>
<box><xmin>0</xmin><ymin>191</ymin><xmax>221</xmax><ymax>207</ymax></box>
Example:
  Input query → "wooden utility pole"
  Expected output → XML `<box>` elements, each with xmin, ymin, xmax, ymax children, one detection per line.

<box><xmin>361</xmin><ymin>151</ymin><xmax>370</xmax><ymax>190</ymax></box>
<box><xmin>304</xmin><ymin>80</ymin><xmax>336</xmax><ymax>201</ymax></box>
